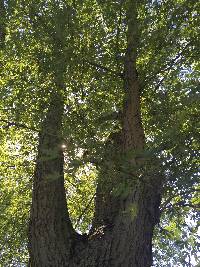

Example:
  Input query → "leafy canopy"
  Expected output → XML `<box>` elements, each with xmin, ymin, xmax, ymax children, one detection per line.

<box><xmin>0</xmin><ymin>0</ymin><xmax>199</xmax><ymax>266</ymax></box>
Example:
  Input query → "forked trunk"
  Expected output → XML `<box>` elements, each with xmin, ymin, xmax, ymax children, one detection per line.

<box><xmin>28</xmin><ymin>1</ymin><xmax>163</xmax><ymax>266</ymax></box>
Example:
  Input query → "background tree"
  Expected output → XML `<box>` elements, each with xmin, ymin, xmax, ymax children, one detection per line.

<box><xmin>0</xmin><ymin>0</ymin><xmax>199</xmax><ymax>266</ymax></box>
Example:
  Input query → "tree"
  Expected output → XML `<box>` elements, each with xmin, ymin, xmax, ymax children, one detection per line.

<box><xmin>0</xmin><ymin>0</ymin><xmax>199</xmax><ymax>266</ymax></box>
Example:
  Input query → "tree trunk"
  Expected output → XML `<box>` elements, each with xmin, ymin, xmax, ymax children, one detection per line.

<box><xmin>28</xmin><ymin>91</ymin><xmax>76</xmax><ymax>266</ymax></box>
<box><xmin>28</xmin><ymin>1</ymin><xmax>163</xmax><ymax>266</ymax></box>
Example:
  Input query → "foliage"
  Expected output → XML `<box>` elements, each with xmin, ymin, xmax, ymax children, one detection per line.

<box><xmin>0</xmin><ymin>0</ymin><xmax>199</xmax><ymax>266</ymax></box>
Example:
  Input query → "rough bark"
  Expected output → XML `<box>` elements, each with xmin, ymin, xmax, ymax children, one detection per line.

<box><xmin>88</xmin><ymin>1</ymin><xmax>163</xmax><ymax>266</ymax></box>
<box><xmin>122</xmin><ymin>0</ymin><xmax>145</xmax><ymax>154</ymax></box>
<box><xmin>28</xmin><ymin>91</ymin><xmax>75</xmax><ymax>267</ymax></box>
<box><xmin>29</xmin><ymin>1</ymin><xmax>163</xmax><ymax>266</ymax></box>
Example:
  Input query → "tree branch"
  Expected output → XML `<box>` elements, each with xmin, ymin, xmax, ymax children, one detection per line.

<box><xmin>96</xmin><ymin>111</ymin><xmax>121</xmax><ymax>123</ymax></box>
<box><xmin>144</xmin><ymin>42</ymin><xmax>190</xmax><ymax>89</ymax></box>
<box><xmin>0</xmin><ymin>119</ymin><xmax>38</xmax><ymax>132</ymax></box>
<box><xmin>75</xmin><ymin>193</ymin><xmax>95</xmax><ymax>229</ymax></box>
<box><xmin>163</xmin><ymin>202</ymin><xmax>200</xmax><ymax>212</ymax></box>
<box><xmin>160</xmin><ymin>188</ymin><xmax>200</xmax><ymax>212</ymax></box>
<box><xmin>84</xmin><ymin>59</ymin><xmax>124</xmax><ymax>79</ymax></box>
